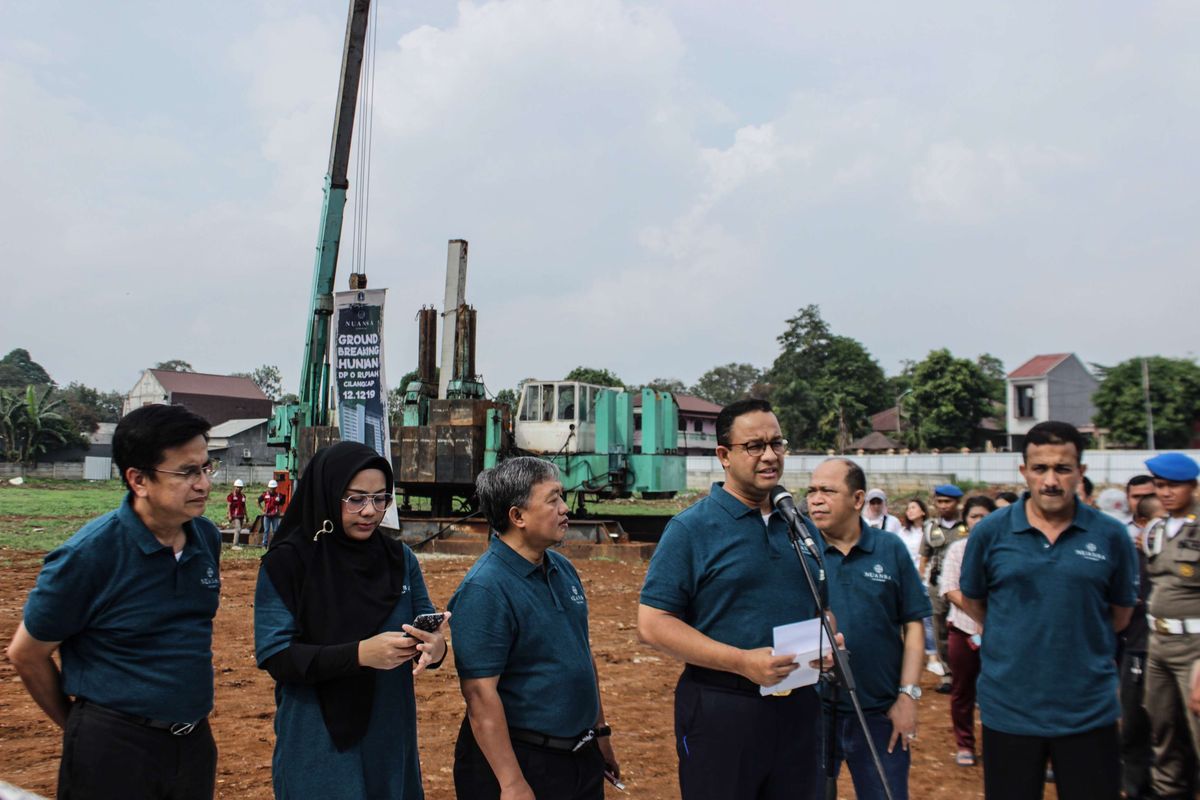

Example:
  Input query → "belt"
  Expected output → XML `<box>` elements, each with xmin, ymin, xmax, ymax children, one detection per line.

<box><xmin>77</xmin><ymin>700</ymin><xmax>204</xmax><ymax>736</ymax></box>
<box><xmin>1148</xmin><ymin>615</ymin><xmax>1200</xmax><ymax>635</ymax></box>
<box><xmin>683</xmin><ymin>664</ymin><xmax>792</xmax><ymax>697</ymax></box>
<box><xmin>508</xmin><ymin>727</ymin><xmax>598</xmax><ymax>753</ymax></box>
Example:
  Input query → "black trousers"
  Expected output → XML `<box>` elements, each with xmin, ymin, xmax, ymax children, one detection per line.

<box><xmin>59</xmin><ymin>701</ymin><xmax>216</xmax><ymax>800</ymax></box>
<box><xmin>982</xmin><ymin>723</ymin><xmax>1120</xmax><ymax>800</ymax></box>
<box><xmin>453</xmin><ymin>716</ymin><xmax>604</xmax><ymax>800</ymax></box>
<box><xmin>674</xmin><ymin>672</ymin><xmax>823</xmax><ymax>800</ymax></box>
<box><xmin>1119</xmin><ymin>651</ymin><xmax>1153</xmax><ymax>799</ymax></box>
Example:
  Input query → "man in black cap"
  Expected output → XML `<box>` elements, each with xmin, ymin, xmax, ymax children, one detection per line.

<box><xmin>1142</xmin><ymin>452</ymin><xmax>1200</xmax><ymax>799</ymax></box>
<box><xmin>920</xmin><ymin>484</ymin><xmax>965</xmax><ymax>692</ymax></box>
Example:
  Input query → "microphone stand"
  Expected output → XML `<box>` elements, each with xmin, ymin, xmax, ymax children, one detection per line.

<box><xmin>778</xmin><ymin>505</ymin><xmax>896</xmax><ymax>800</ymax></box>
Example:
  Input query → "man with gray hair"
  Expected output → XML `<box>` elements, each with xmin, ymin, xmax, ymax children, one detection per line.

<box><xmin>448</xmin><ymin>456</ymin><xmax>620</xmax><ymax>800</ymax></box>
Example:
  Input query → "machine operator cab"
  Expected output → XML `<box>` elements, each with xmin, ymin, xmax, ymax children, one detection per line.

<box><xmin>513</xmin><ymin>380</ymin><xmax>603</xmax><ymax>454</ymax></box>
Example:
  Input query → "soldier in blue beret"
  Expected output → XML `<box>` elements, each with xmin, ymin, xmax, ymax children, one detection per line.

<box><xmin>920</xmin><ymin>484</ymin><xmax>966</xmax><ymax>693</ymax></box>
<box><xmin>1141</xmin><ymin>452</ymin><xmax>1200</xmax><ymax>798</ymax></box>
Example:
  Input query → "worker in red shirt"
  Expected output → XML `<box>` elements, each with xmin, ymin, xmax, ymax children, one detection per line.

<box><xmin>258</xmin><ymin>480</ymin><xmax>285</xmax><ymax>547</ymax></box>
<box><xmin>227</xmin><ymin>479</ymin><xmax>248</xmax><ymax>549</ymax></box>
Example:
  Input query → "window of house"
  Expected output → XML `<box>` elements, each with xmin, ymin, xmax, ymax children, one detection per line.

<box><xmin>1015</xmin><ymin>384</ymin><xmax>1035</xmax><ymax>419</ymax></box>
<box><xmin>679</xmin><ymin>416</ymin><xmax>687</xmax><ymax>431</ymax></box>
<box><xmin>693</xmin><ymin>419</ymin><xmax>703</xmax><ymax>433</ymax></box>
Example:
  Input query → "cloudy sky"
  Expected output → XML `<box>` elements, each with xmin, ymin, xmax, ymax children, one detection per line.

<box><xmin>2</xmin><ymin>0</ymin><xmax>1197</xmax><ymax>399</ymax></box>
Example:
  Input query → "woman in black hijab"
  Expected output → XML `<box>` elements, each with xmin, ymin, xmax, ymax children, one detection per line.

<box><xmin>254</xmin><ymin>442</ymin><xmax>448</xmax><ymax>799</ymax></box>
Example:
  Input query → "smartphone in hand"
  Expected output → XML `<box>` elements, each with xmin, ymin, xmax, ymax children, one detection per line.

<box><xmin>410</xmin><ymin>612</ymin><xmax>445</xmax><ymax>633</ymax></box>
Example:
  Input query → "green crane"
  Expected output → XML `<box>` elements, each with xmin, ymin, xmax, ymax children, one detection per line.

<box><xmin>268</xmin><ymin>0</ymin><xmax>373</xmax><ymax>474</ymax></box>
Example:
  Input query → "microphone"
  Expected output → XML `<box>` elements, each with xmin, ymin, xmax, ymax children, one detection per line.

<box><xmin>770</xmin><ymin>486</ymin><xmax>822</xmax><ymax>564</ymax></box>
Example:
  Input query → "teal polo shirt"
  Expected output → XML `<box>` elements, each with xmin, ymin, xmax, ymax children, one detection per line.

<box><xmin>23</xmin><ymin>493</ymin><xmax>222</xmax><ymax>722</ymax></box>
<box><xmin>960</xmin><ymin>497</ymin><xmax>1138</xmax><ymax>737</ymax></box>
<box><xmin>822</xmin><ymin>522</ymin><xmax>931</xmax><ymax>715</ymax></box>
<box><xmin>447</xmin><ymin>535</ymin><xmax>599</xmax><ymax>738</ymax></box>
<box><xmin>640</xmin><ymin>482</ymin><xmax>822</xmax><ymax>652</ymax></box>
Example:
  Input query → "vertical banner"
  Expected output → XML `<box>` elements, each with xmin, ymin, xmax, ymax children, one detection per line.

<box><xmin>333</xmin><ymin>288</ymin><xmax>398</xmax><ymax>528</ymax></box>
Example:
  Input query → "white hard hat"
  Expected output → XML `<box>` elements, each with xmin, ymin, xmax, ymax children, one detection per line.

<box><xmin>233</xmin><ymin>479</ymin><xmax>245</xmax><ymax>488</ymax></box>
<box><xmin>267</xmin><ymin>480</ymin><xmax>279</xmax><ymax>488</ymax></box>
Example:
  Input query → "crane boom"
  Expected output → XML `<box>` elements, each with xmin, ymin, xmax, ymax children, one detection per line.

<box><xmin>269</xmin><ymin>0</ymin><xmax>373</xmax><ymax>473</ymax></box>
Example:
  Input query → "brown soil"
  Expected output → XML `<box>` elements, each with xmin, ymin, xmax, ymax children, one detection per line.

<box><xmin>0</xmin><ymin>552</ymin><xmax>1054</xmax><ymax>799</ymax></box>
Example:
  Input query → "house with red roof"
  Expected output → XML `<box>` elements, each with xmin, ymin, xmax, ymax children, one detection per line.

<box><xmin>122</xmin><ymin>369</ymin><xmax>273</xmax><ymax>427</ymax></box>
<box><xmin>1005</xmin><ymin>353</ymin><xmax>1098</xmax><ymax>450</ymax></box>
<box><xmin>633</xmin><ymin>392</ymin><xmax>724</xmax><ymax>455</ymax></box>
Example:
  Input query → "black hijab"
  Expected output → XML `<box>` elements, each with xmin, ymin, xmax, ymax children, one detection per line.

<box><xmin>261</xmin><ymin>441</ymin><xmax>409</xmax><ymax>750</ymax></box>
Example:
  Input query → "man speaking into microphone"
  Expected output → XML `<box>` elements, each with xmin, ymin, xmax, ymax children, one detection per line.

<box><xmin>638</xmin><ymin>398</ymin><xmax>828</xmax><ymax>800</ymax></box>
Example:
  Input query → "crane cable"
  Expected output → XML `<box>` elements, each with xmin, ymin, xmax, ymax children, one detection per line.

<box><xmin>349</xmin><ymin>0</ymin><xmax>380</xmax><ymax>278</ymax></box>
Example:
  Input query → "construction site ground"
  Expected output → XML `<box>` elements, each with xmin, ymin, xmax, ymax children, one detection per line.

<box><xmin>0</xmin><ymin>550</ymin><xmax>1057</xmax><ymax>799</ymax></box>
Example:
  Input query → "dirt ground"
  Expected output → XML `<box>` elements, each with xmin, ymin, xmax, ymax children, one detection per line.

<box><xmin>0</xmin><ymin>551</ymin><xmax>1046</xmax><ymax>799</ymax></box>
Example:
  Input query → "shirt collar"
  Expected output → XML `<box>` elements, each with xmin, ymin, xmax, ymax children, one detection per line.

<box><xmin>117</xmin><ymin>492</ymin><xmax>202</xmax><ymax>557</ymax></box>
<box><xmin>824</xmin><ymin>518</ymin><xmax>877</xmax><ymax>555</ymax></box>
<box><xmin>489</xmin><ymin>533</ymin><xmax>551</xmax><ymax>577</ymax></box>
<box><xmin>710</xmin><ymin>482</ymin><xmax>767</xmax><ymax>520</ymax></box>
<box><xmin>1008</xmin><ymin>495</ymin><xmax>1092</xmax><ymax>535</ymax></box>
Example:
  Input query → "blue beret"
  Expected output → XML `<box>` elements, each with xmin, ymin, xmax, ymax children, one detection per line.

<box><xmin>933</xmin><ymin>484</ymin><xmax>964</xmax><ymax>498</ymax></box>
<box><xmin>1146</xmin><ymin>453</ymin><xmax>1200</xmax><ymax>482</ymax></box>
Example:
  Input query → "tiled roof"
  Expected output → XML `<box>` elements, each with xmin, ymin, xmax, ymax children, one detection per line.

<box><xmin>1007</xmin><ymin>354</ymin><xmax>1071</xmax><ymax>379</ymax></box>
<box><xmin>151</xmin><ymin>370</ymin><xmax>270</xmax><ymax>401</ymax></box>
<box><xmin>632</xmin><ymin>392</ymin><xmax>724</xmax><ymax>415</ymax></box>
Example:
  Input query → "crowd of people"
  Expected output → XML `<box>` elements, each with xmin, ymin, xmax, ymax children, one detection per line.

<box><xmin>5</xmin><ymin>399</ymin><xmax>1200</xmax><ymax>800</ymax></box>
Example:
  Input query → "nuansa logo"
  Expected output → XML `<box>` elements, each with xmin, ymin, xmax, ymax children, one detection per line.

<box><xmin>569</xmin><ymin>583</ymin><xmax>585</xmax><ymax>604</ymax></box>
<box><xmin>201</xmin><ymin>566</ymin><xmax>220</xmax><ymax>588</ymax></box>
<box><xmin>1075</xmin><ymin>542</ymin><xmax>1107</xmax><ymax>562</ymax></box>
<box><xmin>863</xmin><ymin>563</ymin><xmax>892</xmax><ymax>583</ymax></box>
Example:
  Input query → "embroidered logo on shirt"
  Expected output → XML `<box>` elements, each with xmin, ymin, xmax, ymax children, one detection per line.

<box><xmin>200</xmin><ymin>566</ymin><xmax>220</xmax><ymax>588</ymax></box>
<box><xmin>1074</xmin><ymin>542</ymin><xmax>1107</xmax><ymax>562</ymax></box>
<box><xmin>863</xmin><ymin>563</ymin><xmax>892</xmax><ymax>583</ymax></box>
<box><xmin>568</xmin><ymin>583</ymin><xmax>585</xmax><ymax>604</ymax></box>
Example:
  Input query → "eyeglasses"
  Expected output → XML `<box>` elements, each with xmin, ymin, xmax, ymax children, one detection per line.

<box><xmin>725</xmin><ymin>438</ymin><xmax>788</xmax><ymax>457</ymax></box>
<box><xmin>148</xmin><ymin>460</ymin><xmax>220</xmax><ymax>483</ymax></box>
<box><xmin>342</xmin><ymin>493</ymin><xmax>394</xmax><ymax>512</ymax></box>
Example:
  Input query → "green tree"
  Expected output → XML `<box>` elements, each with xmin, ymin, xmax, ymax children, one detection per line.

<box><xmin>245</xmin><ymin>365</ymin><xmax>283</xmax><ymax>401</ymax></box>
<box><xmin>0</xmin><ymin>349</ymin><xmax>53</xmax><ymax>388</ymax></box>
<box><xmin>768</xmin><ymin>305</ymin><xmax>888</xmax><ymax>451</ymax></box>
<box><xmin>564</xmin><ymin>366</ymin><xmax>624</xmax><ymax>387</ymax></box>
<box><xmin>0</xmin><ymin>386</ymin><xmax>75</xmax><ymax>462</ymax></box>
<box><xmin>1093</xmin><ymin>357</ymin><xmax>1200</xmax><ymax>448</ymax></box>
<box><xmin>976</xmin><ymin>353</ymin><xmax>1007</xmax><ymax>405</ymax></box>
<box><xmin>494</xmin><ymin>388</ymin><xmax>519</xmax><ymax>414</ymax></box>
<box><xmin>690</xmin><ymin>363</ymin><xmax>766</xmax><ymax>406</ymax></box>
<box><xmin>908</xmin><ymin>349</ymin><xmax>994</xmax><ymax>450</ymax></box>
<box><xmin>154</xmin><ymin>359</ymin><xmax>194</xmax><ymax>372</ymax></box>
<box><xmin>641</xmin><ymin>378</ymin><xmax>687</xmax><ymax>394</ymax></box>
<box><xmin>57</xmin><ymin>382</ymin><xmax>123</xmax><ymax>435</ymax></box>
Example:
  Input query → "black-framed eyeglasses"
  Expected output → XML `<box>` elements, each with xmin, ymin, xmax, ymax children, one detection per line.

<box><xmin>342</xmin><ymin>493</ymin><xmax>394</xmax><ymax>512</ymax></box>
<box><xmin>725</xmin><ymin>438</ymin><xmax>788</xmax><ymax>457</ymax></box>
<box><xmin>147</xmin><ymin>460</ymin><xmax>220</xmax><ymax>483</ymax></box>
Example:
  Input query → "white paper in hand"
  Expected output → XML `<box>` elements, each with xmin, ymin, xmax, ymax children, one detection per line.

<box><xmin>759</xmin><ymin>618</ymin><xmax>827</xmax><ymax>696</ymax></box>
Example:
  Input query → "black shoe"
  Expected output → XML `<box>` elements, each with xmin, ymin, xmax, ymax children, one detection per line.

<box><xmin>936</xmin><ymin>682</ymin><xmax>952</xmax><ymax>694</ymax></box>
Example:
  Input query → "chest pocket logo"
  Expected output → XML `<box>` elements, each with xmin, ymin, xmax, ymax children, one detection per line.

<box><xmin>863</xmin><ymin>563</ymin><xmax>892</xmax><ymax>583</ymax></box>
<box><xmin>200</xmin><ymin>565</ymin><xmax>220</xmax><ymax>589</ymax></box>
<box><xmin>1074</xmin><ymin>542</ymin><xmax>1107</xmax><ymax>563</ymax></box>
<box><xmin>568</xmin><ymin>583</ymin><xmax>585</xmax><ymax>604</ymax></box>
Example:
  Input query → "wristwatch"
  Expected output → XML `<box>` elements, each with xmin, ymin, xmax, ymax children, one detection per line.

<box><xmin>898</xmin><ymin>684</ymin><xmax>922</xmax><ymax>701</ymax></box>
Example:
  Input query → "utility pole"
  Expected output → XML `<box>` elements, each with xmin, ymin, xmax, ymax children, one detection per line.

<box><xmin>895</xmin><ymin>388</ymin><xmax>912</xmax><ymax>444</ymax></box>
<box><xmin>1142</xmin><ymin>357</ymin><xmax>1155</xmax><ymax>450</ymax></box>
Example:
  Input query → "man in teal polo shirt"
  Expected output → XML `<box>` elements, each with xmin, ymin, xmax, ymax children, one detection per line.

<box><xmin>960</xmin><ymin>421</ymin><xmax>1137</xmax><ymax>799</ymax></box>
<box><xmin>639</xmin><ymin>398</ymin><xmax>831</xmax><ymax>800</ymax></box>
<box><xmin>809</xmin><ymin>458</ymin><xmax>930</xmax><ymax>800</ymax></box>
<box><xmin>6</xmin><ymin>404</ymin><xmax>222</xmax><ymax>799</ymax></box>
<box><xmin>449</xmin><ymin>457</ymin><xmax>619</xmax><ymax>800</ymax></box>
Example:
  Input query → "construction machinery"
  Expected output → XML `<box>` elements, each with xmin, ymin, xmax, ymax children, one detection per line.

<box><xmin>267</xmin><ymin>0</ymin><xmax>687</xmax><ymax>547</ymax></box>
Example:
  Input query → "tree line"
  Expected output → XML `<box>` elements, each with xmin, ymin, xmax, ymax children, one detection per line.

<box><xmin>537</xmin><ymin>306</ymin><xmax>1200</xmax><ymax>452</ymax></box>
<box><xmin>0</xmin><ymin>351</ymin><xmax>287</xmax><ymax>464</ymax></box>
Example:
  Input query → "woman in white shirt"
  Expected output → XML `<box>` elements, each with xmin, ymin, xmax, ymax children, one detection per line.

<box><xmin>939</xmin><ymin>495</ymin><xmax>996</xmax><ymax>768</ymax></box>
